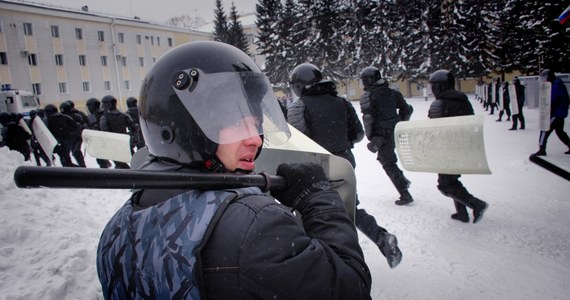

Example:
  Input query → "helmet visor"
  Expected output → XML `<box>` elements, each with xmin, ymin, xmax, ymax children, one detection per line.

<box><xmin>173</xmin><ymin>69</ymin><xmax>291</xmax><ymax>145</ymax></box>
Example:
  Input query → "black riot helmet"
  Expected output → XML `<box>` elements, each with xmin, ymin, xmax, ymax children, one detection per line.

<box><xmin>290</xmin><ymin>63</ymin><xmax>326</xmax><ymax>97</ymax></box>
<box><xmin>101</xmin><ymin>95</ymin><xmax>117</xmax><ymax>110</ymax></box>
<box><xmin>359</xmin><ymin>66</ymin><xmax>382</xmax><ymax>88</ymax></box>
<box><xmin>86</xmin><ymin>98</ymin><xmax>100</xmax><ymax>113</ymax></box>
<box><xmin>126</xmin><ymin>97</ymin><xmax>138</xmax><ymax>108</ymax></box>
<box><xmin>59</xmin><ymin>101</ymin><xmax>72</xmax><ymax>114</ymax></box>
<box><xmin>429</xmin><ymin>69</ymin><xmax>455</xmax><ymax>98</ymax></box>
<box><xmin>44</xmin><ymin>104</ymin><xmax>58</xmax><ymax>116</ymax></box>
<box><xmin>138</xmin><ymin>41</ymin><xmax>290</xmax><ymax>167</ymax></box>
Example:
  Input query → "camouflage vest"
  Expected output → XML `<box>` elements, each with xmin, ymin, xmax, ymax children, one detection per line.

<box><xmin>97</xmin><ymin>187</ymin><xmax>262</xmax><ymax>299</ymax></box>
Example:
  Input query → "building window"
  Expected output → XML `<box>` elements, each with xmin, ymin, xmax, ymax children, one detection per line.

<box><xmin>75</xmin><ymin>28</ymin><xmax>83</xmax><ymax>40</ymax></box>
<box><xmin>0</xmin><ymin>52</ymin><xmax>7</xmax><ymax>65</ymax></box>
<box><xmin>58</xmin><ymin>82</ymin><xmax>67</xmax><ymax>94</ymax></box>
<box><xmin>118</xmin><ymin>32</ymin><xmax>124</xmax><ymax>43</ymax></box>
<box><xmin>32</xmin><ymin>83</ymin><xmax>41</xmax><ymax>95</ymax></box>
<box><xmin>152</xmin><ymin>57</ymin><xmax>157</xmax><ymax>63</ymax></box>
<box><xmin>139</xmin><ymin>57</ymin><xmax>144</xmax><ymax>67</ymax></box>
<box><xmin>124</xmin><ymin>80</ymin><xmax>130</xmax><ymax>90</ymax></box>
<box><xmin>136</xmin><ymin>34</ymin><xmax>142</xmax><ymax>44</ymax></box>
<box><xmin>168</xmin><ymin>38</ymin><xmax>173</xmax><ymax>47</ymax></box>
<box><xmin>55</xmin><ymin>54</ymin><xmax>64</xmax><ymax>66</ymax></box>
<box><xmin>150</xmin><ymin>36</ymin><xmax>154</xmax><ymax>46</ymax></box>
<box><xmin>98</xmin><ymin>31</ymin><xmax>105</xmax><ymax>42</ymax></box>
<box><xmin>156</xmin><ymin>37</ymin><xmax>160</xmax><ymax>46</ymax></box>
<box><xmin>79</xmin><ymin>55</ymin><xmax>87</xmax><ymax>66</ymax></box>
<box><xmin>28</xmin><ymin>54</ymin><xmax>37</xmax><ymax>66</ymax></box>
<box><xmin>121</xmin><ymin>57</ymin><xmax>127</xmax><ymax>67</ymax></box>
<box><xmin>101</xmin><ymin>56</ymin><xmax>108</xmax><ymax>66</ymax></box>
<box><xmin>104</xmin><ymin>81</ymin><xmax>111</xmax><ymax>91</ymax></box>
<box><xmin>51</xmin><ymin>25</ymin><xmax>59</xmax><ymax>38</ymax></box>
<box><xmin>23</xmin><ymin>23</ymin><xmax>33</xmax><ymax>36</ymax></box>
<box><xmin>82</xmin><ymin>81</ymin><xmax>91</xmax><ymax>92</ymax></box>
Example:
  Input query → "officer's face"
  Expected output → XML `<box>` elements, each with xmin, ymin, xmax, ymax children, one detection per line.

<box><xmin>216</xmin><ymin>116</ymin><xmax>262</xmax><ymax>172</ymax></box>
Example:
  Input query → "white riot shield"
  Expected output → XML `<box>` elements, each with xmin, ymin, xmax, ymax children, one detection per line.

<box><xmin>394</xmin><ymin>115</ymin><xmax>491</xmax><ymax>174</ymax></box>
<box><xmin>499</xmin><ymin>86</ymin><xmax>504</xmax><ymax>110</ymax></box>
<box><xmin>538</xmin><ymin>82</ymin><xmax>552</xmax><ymax>131</ymax></box>
<box><xmin>508</xmin><ymin>84</ymin><xmax>519</xmax><ymax>115</ymax></box>
<box><xmin>256</xmin><ymin>124</ymin><xmax>356</xmax><ymax>220</ymax></box>
<box><xmin>19</xmin><ymin>119</ymin><xmax>32</xmax><ymax>135</ymax></box>
<box><xmin>491</xmin><ymin>83</ymin><xmax>496</xmax><ymax>103</ymax></box>
<box><xmin>82</xmin><ymin>129</ymin><xmax>132</xmax><ymax>163</ymax></box>
<box><xmin>32</xmin><ymin>117</ymin><xmax>57</xmax><ymax>164</ymax></box>
<box><xmin>483</xmin><ymin>85</ymin><xmax>488</xmax><ymax>102</ymax></box>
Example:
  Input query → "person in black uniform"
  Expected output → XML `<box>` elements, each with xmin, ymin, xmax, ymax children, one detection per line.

<box><xmin>125</xmin><ymin>96</ymin><xmax>145</xmax><ymax>152</ymax></box>
<box><xmin>86</xmin><ymin>98</ymin><xmax>112</xmax><ymax>168</ymax></box>
<box><xmin>26</xmin><ymin>110</ymin><xmax>52</xmax><ymax>166</ymax></box>
<box><xmin>0</xmin><ymin>112</ymin><xmax>31</xmax><ymax>161</ymax></box>
<box><xmin>288</xmin><ymin>63</ymin><xmax>402</xmax><ymax>268</ymax></box>
<box><xmin>428</xmin><ymin>69</ymin><xmax>489</xmax><ymax>224</ymax></box>
<box><xmin>60</xmin><ymin>101</ymin><xmax>86</xmax><ymax>167</ymax></box>
<box><xmin>99</xmin><ymin>95</ymin><xmax>137</xmax><ymax>169</ymax></box>
<box><xmin>97</xmin><ymin>41</ymin><xmax>372</xmax><ymax>299</ymax></box>
<box><xmin>509</xmin><ymin>77</ymin><xmax>526</xmax><ymax>130</ymax></box>
<box><xmin>43</xmin><ymin>104</ymin><xmax>80</xmax><ymax>167</ymax></box>
<box><xmin>359</xmin><ymin>66</ymin><xmax>414</xmax><ymax>206</ymax></box>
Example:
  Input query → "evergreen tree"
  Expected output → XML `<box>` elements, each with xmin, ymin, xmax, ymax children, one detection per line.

<box><xmin>256</xmin><ymin>0</ymin><xmax>283</xmax><ymax>82</ymax></box>
<box><xmin>228</xmin><ymin>2</ymin><xmax>250</xmax><ymax>55</ymax></box>
<box><xmin>213</xmin><ymin>0</ymin><xmax>229</xmax><ymax>42</ymax></box>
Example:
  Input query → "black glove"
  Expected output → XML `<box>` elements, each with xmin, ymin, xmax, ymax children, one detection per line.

<box><xmin>272</xmin><ymin>163</ymin><xmax>330</xmax><ymax>208</ymax></box>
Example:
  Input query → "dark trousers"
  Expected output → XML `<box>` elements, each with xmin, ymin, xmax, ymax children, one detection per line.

<box><xmin>538</xmin><ymin>118</ymin><xmax>570</xmax><ymax>149</ymax></box>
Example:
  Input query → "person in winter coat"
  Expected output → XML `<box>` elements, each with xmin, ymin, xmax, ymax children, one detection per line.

<box><xmin>86</xmin><ymin>98</ymin><xmax>111</xmax><ymax>168</ymax></box>
<box><xmin>99</xmin><ymin>95</ymin><xmax>137</xmax><ymax>169</ymax></box>
<box><xmin>287</xmin><ymin>63</ymin><xmax>402</xmax><ymax>269</ymax></box>
<box><xmin>26</xmin><ymin>110</ymin><xmax>51</xmax><ymax>166</ymax></box>
<box><xmin>510</xmin><ymin>77</ymin><xmax>526</xmax><ymax>130</ymax></box>
<box><xmin>534</xmin><ymin>69</ymin><xmax>570</xmax><ymax>156</ymax></box>
<box><xmin>496</xmin><ymin>81</ymin><xmax>511</xmax><ymax>122</ymax></box>
<box><xmin>60</xmin><ymin>101</ymin><xmax>86</xmax><ymax>167</ymax></box>
<box><xmin>96</xmin><ymin>41</ymin><xmax>372</xmax><ymax>300</ymax></box>
<box><xmin>428</xmin><ymin>69</ymin><xmax>489</xmax><ymax>224</ymax></box>
<box><xmin>359</xmin><ymin>66</ymin><xmax>414</xmax><ymax>206</ymax></box>
<box><xmin>125</xmin><ymin>96</ymin><xmax>145</xmax><ymax>152</ymax></box>
<box><xmin>0</xmin><ymin>112</ymin><xmax>31</xmax><ymax>160</ymax></box>
<box><xmin>43</xmin><ymin>104</ymin><xmax>80</xmax><ymax>167</ymax></box>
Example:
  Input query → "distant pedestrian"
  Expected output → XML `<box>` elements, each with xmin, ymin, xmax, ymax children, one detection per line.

<box><xmin>496</xmin><ymin>81</ymin><xmax>511</xmax><ymax>122</ymax></box>
<box><xmin>0</xmin><ymin>112</ymin><xmax>31</xmax><ymax>161</ymax></box>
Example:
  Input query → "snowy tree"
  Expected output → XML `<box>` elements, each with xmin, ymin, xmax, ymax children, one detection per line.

<box><xmin>167</xmin><ymin>14</ymin><xmax>207</xmax><ymax>29</ymax></box>
<box><xmin>213</xmin><ymin>0</ymin><xmax>229</xmax><ymax>42</ymax></box>
<box><xmin>256</xmin><ymin>0</ymin><xmax>284</xmax><ymax>83</ymax></box>
<box><xmin>227</xmin><ymin>3</ymin><xmax>250</xmax><ymax>55</ymax></box>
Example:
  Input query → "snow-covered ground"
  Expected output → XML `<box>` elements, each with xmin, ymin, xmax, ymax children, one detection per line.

<box><xmin>1</xmin><ymin>95</ymin><xmax>569</xmax><ymax>299</ymax></box>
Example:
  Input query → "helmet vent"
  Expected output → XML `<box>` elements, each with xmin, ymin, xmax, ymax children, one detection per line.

<box><xmin>160</xmin><ymin>126</ymin><xmax>175</xmax><ymax>144</ymax></box>
<box><xmin>172</xmin><ymin>69</ymin><xmax>199</xmax><ymax>91</ymax></box>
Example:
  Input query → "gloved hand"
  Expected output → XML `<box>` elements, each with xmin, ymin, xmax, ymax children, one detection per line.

<box><xmin>272</xmin><ymin>163</ymin><xmax>330</xmax><ymax>208</ymax></box>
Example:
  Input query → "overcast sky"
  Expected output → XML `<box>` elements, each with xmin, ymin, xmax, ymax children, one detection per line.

<box><xmin>21</xmin><ymin>0</ymin><xmax>257</xmax><ymax>24</ymax></box>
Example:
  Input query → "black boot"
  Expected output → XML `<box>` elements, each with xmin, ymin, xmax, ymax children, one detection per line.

<box><xmin>377</xmin><ymin>231</ymin><xmax>403</xmax><ymax>269</ymax></box>
<box><xmin>534</xmin><ymin>146</ymin><xmax>546</xmax><ymax>156</ymax></box>
<box><xmin>395</xmin><ymin>190</ymin><xmax>414</xmax><ymax>206</ymax></box>
<box><xmin>471</xmin><ymin>199</ymin><xmax>488</xmax><ymax>224</ymax></box>
<box><xmin>451</xmin><ymin>201</ymin><xmax>469</xmax><ymax>223</ymax></box>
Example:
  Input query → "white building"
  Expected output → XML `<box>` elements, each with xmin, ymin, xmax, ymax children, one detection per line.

<box><xmin>0</xmin><ymin>0</ymin><xmax>212</xmax><ymax>111</ymax></box>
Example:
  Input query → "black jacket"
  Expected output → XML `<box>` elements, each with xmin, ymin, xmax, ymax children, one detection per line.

<box><xmin>428</xmin><ymin>89</ymin><xmax>474</xmax><ymax>119</ymax></box>
<box><xmin>360</xmin><ymin>81</ymin><xmax>411</xmax><ymax>139</ymax></box>
<box><xmin>287</xmin><ymin>85</ymin><xmax>363</xmax><ymax>154</ymax></box>
<box><xmin>44</xmin><ymin>113</ymin><xmax>79</xmax><ymax>141</ymax></box>
<box><xmin>100</xmin><ymin>109</ymin><xmax>135</xmax><ymax>134</ymax></box>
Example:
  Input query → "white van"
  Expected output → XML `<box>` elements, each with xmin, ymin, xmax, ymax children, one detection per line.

<box><xmin>0</xmin><ymin>88</ymin><xmax>41</xmax><ymax>118</ymax></box>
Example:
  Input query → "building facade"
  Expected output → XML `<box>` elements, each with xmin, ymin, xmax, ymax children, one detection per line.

<box><xmin>0</xmin><ymin>0</ymin><xmax>212</xmax><ymax>111</ymax></box>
